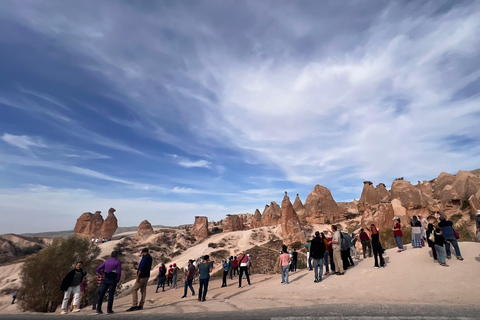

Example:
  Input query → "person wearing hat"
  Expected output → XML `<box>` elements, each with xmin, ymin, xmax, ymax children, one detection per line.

<box><xmin>392</xmin><ymin>217</ymin><xmax>404</xmax><ymax>252</ymax></box>
<box><xmin>126</xmin><ymin>248</ymin><xmax>152</xmax><ymax>312</ymax></box>
<box><xmin>181</xmin><ymin>260</ymin><xmax>196</xmax><ymax>298</ymax></box>
<box><xmin>476</xmin><ymin>210</ymin><xmax>480</xmax><ymax>241</ymax></box>
<box><xmin>197</xmin><ymin>255</ymin><xmax>212</xmax><ymax>301</ymax></box>
<box><xmin>221</xmin><ymin>258</ymin><xmax>229</xmax><ymax>287</ymax></box>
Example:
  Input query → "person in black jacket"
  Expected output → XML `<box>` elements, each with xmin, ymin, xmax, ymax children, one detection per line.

<box><xmin>309</xmin><ymin>231</ymin><xmax>326</xmax><ymax>283</ymax></box>
<box><xmin>126</xmin><ymin>248</ymin><xmax>152</xmax><ymax>312</ymax></box>
<box><xmin>60</xmin><ymin>261</ymin><xmax>86</xmax><ymax>314</ymax></box>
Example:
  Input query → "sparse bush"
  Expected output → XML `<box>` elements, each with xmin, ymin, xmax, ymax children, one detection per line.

<box><xmin>454</xmin><ymin>221</ymin><xmax>477</xmax><ymax>242</ymax></box>
<box><xmin>208</xmin><ymin>243</ymin><xmax>218</xmax><ymax>248</ymax></box>
<box><xmin>18</xmin><ymin>237</ymin><xmax>100</xmax><ymax>313</ymax></box>
<box><xmin>450</xmin><ymin>213</ymin><xmax>463</xmax><ymax>224</ymax></box>
<box><xmin>461</xmin><ymin>200</ymin><xmax>471</xmax><ymax>211</ymax></box>
<box><xmin>209</xmin><ymin>249</ymin><xmax>229</xmax><ymax>262</ymax></box>
<box><xmin>379</xmin><ymin>227</ymin><xmax>411</xmax><ymax>250</ymax></box>
<box><xmin>171</xmin><ymin>251</ymin><xmax>182</xmax><ymax>258</ymax></box>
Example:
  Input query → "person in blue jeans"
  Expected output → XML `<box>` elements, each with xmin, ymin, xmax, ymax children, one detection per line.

<box><xmin>309</xmin><ymin>231</ymin><xmax>326</xmax><ymax>283</ymax></box>
<box><xmin>392</xmin><ymin>217</ymin><xmax>404</xmax><ymax>252</ymax></box>
<box><xmin>197</xmin><ymin>255</ymin><xmax>212</xmax><ymax>302</ymax></box>
<box><xmin>438</xmin><ymin>212</ymin><xmax>464</xmax><ymax>261</ymax></box>
<box><xmin>434</xmin><ymin>228</ymin><xmax>449</xmax><ymax>267</ymax></box>
<box><xmin>320</xmin><ymin>232</ymin><xmax>330</xmax><ymax>276</ymax></box>
<box><xmin>279</xmin><ymin>245</ymin><xmax>291</xmax><ymax>284</ymax></box>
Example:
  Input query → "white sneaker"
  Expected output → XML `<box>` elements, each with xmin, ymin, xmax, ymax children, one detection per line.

<box><xmin>72</xmin><ymin>308</ymin><xmax>81</xmax><ymax>313</ymax></box>
<box><xmin>61</xmin><ymin>310</ymin><xmax>68</xmax><ymax>315</ymax></box>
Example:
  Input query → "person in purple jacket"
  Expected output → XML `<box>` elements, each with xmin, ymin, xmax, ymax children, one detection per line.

<box><xmin>95</xmin><ymin>251</ymin><xmax>122</xmax><ymax>314</ymax></box>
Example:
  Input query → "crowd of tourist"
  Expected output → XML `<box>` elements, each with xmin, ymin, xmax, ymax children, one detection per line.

<box><xmin>55</xmin><ymin>209</ymin><xmax>480</xmax><ymax>315</ymax></box>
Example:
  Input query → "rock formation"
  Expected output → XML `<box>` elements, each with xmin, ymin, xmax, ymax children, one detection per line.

<box><xmin>261</xmin><ymin>201</ymin><xmax>282</xmax><ymax>226</ymax></box>
<box><xmin>100</xmin><ymin>208</ymin><xmax>118</xmax><ymax>240</ymax></box>
<box><xmin>450</xmin><ymin>170</ymin><xmax>480</xmax><ymax>201</ymax></box>
<box><xmin>391</xmin><ymin>199</ymin><xmax>409</xmax><ymax>224</ymax></box>
<box><xmin>433</xmin><ymin>172</ymin><xmax>455</xmax><ymax>197</ymax></box>
<box><xmin>223</xmin><ymin>214</ymin><xmax>245</xmax><ymax>232</ymax></box>
<box><xmin>361</xmin><ymin>203</ymin><xmax>395</xmax><ymax>230</ymax></box>
<box><xmin>281</xmin><ymin>192</ymin><xmax>306</xmax><ymax>245</ymax></box>
<box><xmin>251</xmin><ymin>209</ymin><xmax>263</xmax><ymax>229</ymax></box>
<box><xmin>192</xmin><ymin>216</ymin><xmax>209</xmax><ymax>241</ymax></box>
<box><xmin>358</xmin><ymin>181</ymin><xmax>381</xmax><ymax>212</ymax></box>
<box><xmin>415</xmin><ymin>181</ymin><xmax>433</xmax><ymax>197</ymax></box>
<box><xmin>377</xmin><ymin>183</ymin><xmax>391</xmax><ymax>201</ymax></box>
<box><xmin>469</xmin><ymin>194</ymin><xmax>480</xmax><ymax>217</ymax></box>
<box><xmin>134</xmin><ymin>220</ymin><xmax>154</xmax><ymax>241</ymax></box>
<box><xmin>303</xmin><ymin>185</ymin><xmax>342</xmax><ymax>224</ymax></box>
<box><xmin>293</xmin><ymin>194</ymin><xmax>306</xmax><ymax>221</ymax></box>
<box><xmin>390</xmin><ymin>180</ymin><xmax>433</xmax><ymax>209</ymax></box>
<box><xmin>74</xmin><ymin>211</ymin><xmax>104</xmax><ymax>239</ymax></box>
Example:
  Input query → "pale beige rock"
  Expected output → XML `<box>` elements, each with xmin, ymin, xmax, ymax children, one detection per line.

<box><xmin>293</xmin><ymin>194</ymin><xmax>306</xmax><ymax>222</ymax></box>
<box><xmin>100</xmin><ymin>208</ymin><xmax>118</xmax><ymax>240</ymax></box>
<box><xmin>433</xmin><ymin>172</ymin><xmax>455</xmax><ymax>197</ymax></box>
<box><xmin>223</xmin><ymin>214</ymin><xmax>245</xmax><ymax>232</ymax></box>
<box><xmin>361</xmin><ymin>203</ymin><xmax>395</xmax><ymax>230</ymax></box>
<box><xmin>261</xmin><ymin>202</ymin><xmax>282</xmax><ymax>226</ymax></box>
<box><xmin>251</xmin><ymin>209</ymin><xmax>263</xmax><ymax>229</ymax></box>
<box><xmin>91</xmin><ymin>211</ymin><xmax>104</xmax><ymax>239</ymax></box>
<box><xmin>376</xmin><ymin>183</ymin><xmax>391</xmax><ymax>202</ymax></box>
<box><xmin>391</xmin><ymin>199</ymin><xmax>409</xmax><ymax>224</ymax></box>
<box><xmin>192</xmin><ymin>216</ymin><xmax>209</xmax><ymax>241</ymax></box>
<box><xmin>469</xmin><ymin>194</ymin><xmax>480</xmax><ymax>217</ymax></box>
<box><xmin>304</xmin><ymin>185</ymin><xmax>342</xmax><ymax>224</ymax></box>
<box><xmin>358</xmin><ymin>181</ymin><xmax>380</xmax><ymax>212</ymax></box>
<box><xmin>281</xmin><ymin>192</ymin><xmax>306</xmax><ymax>245</ymax></box>
<box><xmin>415</xmin><ymin>181</ymin><xmax>433</xmax><ymax>197</ymax></box>
<box><xmin>391</xmin><ymin>180</ymin><xmax>432</xmax><ymax>209</ymax></box>
<box><xmin>442</xmin><ymin>185</ymin><xmax>460</xmax><ymax>203</ymax></box>
<box><xmin>451</xmin><ymin>170</ymin><xmax>480</xmax><ymax>201</ymax></box>
<box><xmin>134</xmin><ymin>220</ymin><xmax>154</xmax><ymax>241</ymax></box>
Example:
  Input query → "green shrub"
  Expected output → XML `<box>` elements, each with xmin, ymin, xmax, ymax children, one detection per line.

<box><xmin>18</xmin><ymin>237</ymin><xmax>100</xmax><ymax>313</ymax></box>
<box><xmin>379</xmin><ymin>226</ymin><xmax>411</xmax><ymax>250</ymax></box>
<box><xmin>450</xmin><ymin>213</ymin><xmax>463</xmax><ymax>224</ymax></box>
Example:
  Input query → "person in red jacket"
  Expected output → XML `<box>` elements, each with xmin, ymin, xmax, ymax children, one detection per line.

<box><xmin>233</xmin><ymin>257</ymin><xmax>238</xmax><ymax>276</ymax></box>
<box><xmin>167</xmin><ymin>265</ymin><xmax>174</xmax><ymax>287</ymax></box>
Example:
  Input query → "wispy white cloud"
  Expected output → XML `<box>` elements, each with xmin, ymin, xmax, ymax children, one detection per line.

<box><xmin>1</xmin><ymin>133</ymin><xmax>47</xmax><ymax>150</ymax></box>
<box><xmin>178</xmin><ymin>159</ymin><xmax>211</xmax><ymax>168</ymax></box>
<box><xmin>0</xmin><ymin>186</ymin><xmax>251</xmax><ymax>234</ymax></box>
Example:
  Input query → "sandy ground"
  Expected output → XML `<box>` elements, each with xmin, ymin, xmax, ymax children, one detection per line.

<box><xmin>1</xmin><ymin>242</ymin><xmax>479</xmax><ymax>315</ymax></box>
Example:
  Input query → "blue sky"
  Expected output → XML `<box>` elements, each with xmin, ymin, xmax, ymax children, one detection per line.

<box><xmin>1</xmin><ymin>1</ymin><xmax>480</xmax><ymax>234</ymax></box>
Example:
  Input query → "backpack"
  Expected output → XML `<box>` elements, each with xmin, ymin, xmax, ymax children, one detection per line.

<box><xmin>340</xmin><ymin>234</ymin><xmax>349</xmax><ymax>251</ymax></box>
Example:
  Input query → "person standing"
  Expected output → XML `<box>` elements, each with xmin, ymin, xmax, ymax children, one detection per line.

<box><xmin>310</xmin><ymin>231</ymin><xmax>326</xmax><ymax>282</ymax></box>
<box><xmin>181</xmin><ymin>260</ymin><xmax>196</xmax><ymax>298</ymax></box>
<box><xmin>392</xmin><ymin>217</ymin><xmax>404</xmax><ymax>252</ymax></box>
<box><xmin>60</xmin><ymin>261</ymin><xmax>86</xmax><ymax>314</ymax></box>
<box><xmin>340</xmin><ymin>229</ymin><xmax>352</xmax><ymax>271</ymax></box>
<box><xmin>11</xmin><ymin>291</ymin><xmax>17</xmax><ymax>304</ymax></box>
<box><xmin>198</xmin><ymin>255</ymin><xmax>212</xmax><ymax>301</ymax></box>
<box><xmin>233</xmin><ymin>257</ymin><xmax>238</xmax><ymax>277</ymax></box>
<box><xmin>221</xmin><ymin>259</ymin><xmax>229</xmax><ymax>287</ymax></box>
<box><xmin>350</xmin><ymin>233</ymin><xmax>359</xmax><ymax>260</ymax></box>
<box><xmin>434</xmin><ymin>227</ymin><xmax>449</xmax><ymax>267</ymax></box>
<box><xmin>476</xmin><ymin>210</ymin><xmax>480</xmax><ymax>241</ymax></box>
<box><xmin>279</xmin><ymin>245</ymin><xmax>291</xmax><ymax>284</ymax></box>
<box><xmin>438</xmin><ymin>212</ymin><xmax>464</xmax><ymax>260</ymax></box>
<box><xmin>126</xmin><ymin>248</ymin><xmax>153</xmax><ymax>312</ymax></box>
<box><xmin>359</xmin><ymin>228</ymin><xmax>372</xmax><ymax>258</ymax></box>
<box><xmin>342</xmin><ymin>229</ymin><xmax>354</xmax><ymax>268</ymax></box>
<box><xmin>411</xmin><ymin>216</ymin><xmax>423</xmax><ymax>248</ymax></box>
<box><xmin>167</xmin><ymin>265</ymin><xmax>173</xmax><ymax>287</ymax></box>
<box><xmin>426</xmin><ymin>223</ymin><xmax>437</xmax><ymax>262</ymax></box>
<box><xmin>172</xmin><ymin>263</ymin><xmax>179</xmax><ymax>290</ymax></box>
<box><xmin>92</xmin><ymin>271</ymin><xmax>105</xmax><ymax>311</ymax></box>
<box><xmin>419</xmin><ymin>214</ymin><xmax>428</xmax><ymax>247</ymax></box>
<box><xmin>238</xmin><ymin>251</ymin><xmax>251</xmax><ymax>288</ymax></box>
<box><xmin>331</xmin><ymin>225</ymin><xmax>344</xmax><ymax>275</ymax></box>
<box><xmin>291</xmin><ymin>249</ymin><xmax>298</xmax><ymax>272</ymax></box>
<box><xmin>370</xmin><ymin>224</ymin><xmax>385</xmax><ymax>268</ymax></box>
<box><xmin>326</xmin><ymin>234</ymin><xmax>335</xmax><ymax>273</ymax></box>
<box><xmin>228</xmin><ymin>257</ymin><xmax>234</xmax><ymax>280</ymax></box>
<box><xmin>156</xmin><ymin>263</ymin><xmax>166</xmax><ymax>293</ymax></box>
<box><xmin>95</xmin><ymin>251</ymin><xmax>122</xmax><ymax>314</ymax></box>
<box><xmin>321</xmin><ymin>232</ymin><xmax>331</xmax><ymax>276</ymax></box>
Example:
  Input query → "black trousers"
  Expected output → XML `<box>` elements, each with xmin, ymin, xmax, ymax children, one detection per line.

<box><xmin>238</xmin><ymin>266</ymin><xmax>250</xmax><ymax>287</ymax></box>
<box><xmin>372</xmin><ymin>241</ymin><xmax>385</xmax><ymax>267</ymax></box>
<box><xmin>96</xmin><ymin>273</ymin><xmax>117</xmax><ymax>313</ymax></box>
<box><xmin>222</xmin><ymin>271</ymin><xmax>228</xmax><ymax>286</ymax></box>
<box><xmin>183</xmin><ymin>279</ymin><xmax>194</xmax><ymax>296</ymax></box>
<box><xmin>198</xmin><ymin>278</ymin><xmax>209</xmax><ymax>300</ymax></box>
